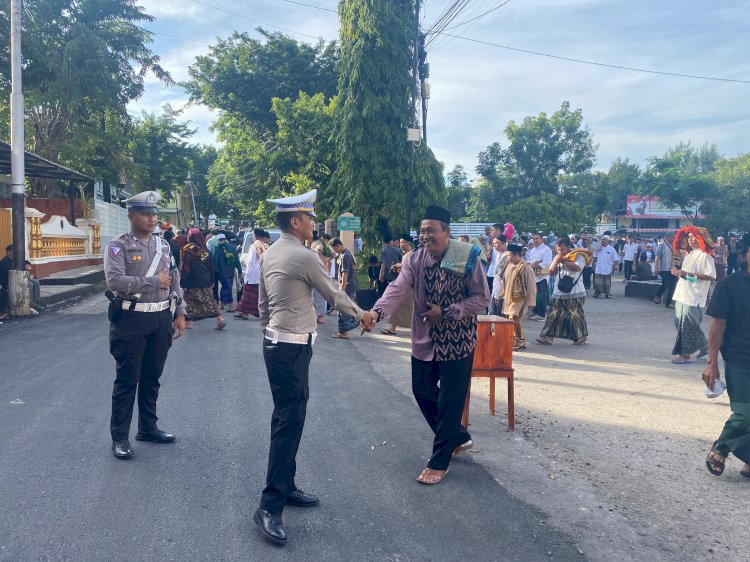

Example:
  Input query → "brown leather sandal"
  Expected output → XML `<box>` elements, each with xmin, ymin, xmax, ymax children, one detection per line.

<box><xmin>416</xmin><ymin>468</ymin><xmax>449</xmax><ymax>485</ymax></box>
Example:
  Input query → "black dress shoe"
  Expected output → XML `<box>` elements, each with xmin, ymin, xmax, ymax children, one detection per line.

<box><xmin>135</xmin><ymin>428</ymin><xmax>176</xmax><ymax>443</ymax></box>
<box><xmin>112</xmin><ymin>440</ymin><xmax>134</xmax><ymax>459</ymax></box>
<box><xmin>254</xmin><ymin>508</ymin><xmax>286</xmax><ymax>545</ymax></box>
<box><xmin>286</xmin><ymin>489</ymin><xmax>319</xmax><ymax>507</ymax></box>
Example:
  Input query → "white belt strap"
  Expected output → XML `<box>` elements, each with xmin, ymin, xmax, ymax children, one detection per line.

<box><xmin>122</xmin><ymin>300</ymin><xmax>171</xmax><ymax>313</ymax></box>
<box><xmin>264</xmin><ymin>328</ymin><xmax>317</xmax><ymax>346</ymax></box>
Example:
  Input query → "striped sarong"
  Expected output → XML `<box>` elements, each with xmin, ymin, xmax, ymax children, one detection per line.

<box><xmin>540</xmin><ymin>297</ymin><xmax>588</xmax><ymax>341</ymax></box>
<box><xmin>593</xmin><ymin>274</ymin><xmax>611</xmax><ymax>296</ymax></box>
<box><xmin>672</xmin><ymin>301</ymin><xmax>707</xmax><ymax>356</ymax></box>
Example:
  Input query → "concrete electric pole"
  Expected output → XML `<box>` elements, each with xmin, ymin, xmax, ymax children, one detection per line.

<box><xmin>9</xmin><ymin>0</ymin><xmax>31</xmax><ymax>316</ymax></box>
<box><xmin>406</xmin><ymin>0</ymin><xmax>421</xmax><ymax>233</ymax></box>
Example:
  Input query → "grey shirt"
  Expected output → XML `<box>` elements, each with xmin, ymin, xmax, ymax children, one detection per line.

<box><xmin>338</xmin><ymin>249</ymin><xmax>358</xmax><ymax>295</ymax></box>
<box><xmin>104</xmin><ymin>231</ymin><xmax>186</xmax><ymax>316</ymax></box>
<box><xmin>655</xmin><ymin>241</ymin><xmax>673</xmax><ymax>272</ymax></box>
<box><xmin>259</xmin><ymin>233</ymin><xmax>364</xmax><ymax>334</ymax></box>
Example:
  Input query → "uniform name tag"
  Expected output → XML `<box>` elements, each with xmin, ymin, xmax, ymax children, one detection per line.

<box><xmin>132</xmin><ymin>255</ymin><xmax>144</xmax><ymax>262</ymax></box>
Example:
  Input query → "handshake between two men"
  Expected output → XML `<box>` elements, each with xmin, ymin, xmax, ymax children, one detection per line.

<box><xmin>359</xmin><ymin>303</ymin><xmax>446</xmax><ymax>334</ymax></box>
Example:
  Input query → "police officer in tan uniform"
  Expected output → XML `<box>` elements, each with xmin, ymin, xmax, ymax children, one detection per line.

<box><xmin>104</xmin><ymin>191</ymin><xmax>186</xmax><ymax>460</ymax></box>
<box><xmin>254</xmin><ymin>190</ymin><xmax>376</xmax><ymax>545</ymax></box>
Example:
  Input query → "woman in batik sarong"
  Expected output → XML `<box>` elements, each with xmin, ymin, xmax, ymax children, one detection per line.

<box><xmin>537</xmin><ymin>237</ymin><xmax>590</xmax><ymax>346</ymax></box>
<box><xmin>670</xmin><ymin>226</ymin><xmax>716</xmax><ymax>364</ymax></box>
<box><xmin>180</xmin><ymin>228</ymin><xmax>226</xmax><ymax>330</ymax></box>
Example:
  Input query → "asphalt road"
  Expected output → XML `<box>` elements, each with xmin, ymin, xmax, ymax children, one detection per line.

<box><xmin>0</xmin><ymin>296</ymin><xmax>583</xmax><ymax>561</ymax></box>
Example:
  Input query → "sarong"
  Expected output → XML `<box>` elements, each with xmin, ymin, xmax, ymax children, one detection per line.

<box><xmin>540</xmin><ymin>297</ymin><xmax>588</xmax><ymax>341</ymax></box>
<box><xmin>236</xmin><ymin>283</ymin><xmax>259</xmax><ymax>317</ymax></box>
<box><xmin>715</xmin><ymin>263</ymin><xmax>726</xmax><ymax>282</ymax></box>
<box><xmin>593</xmin><ymin>274</ymin><xmax>611</xmax><ymax>296</ymax></box>
<box><xmin>338</xmin><ymin>291</ymin><xmax>359</xmax><ymax>333</ymax></box>
<box><xmin>219</xmin><ymin>277</ymin><xmax>234</xmax><ymax>305</ymax></box>
<box><xmin>312</xmin><ymin>288</ymin><xmax>327</xmax><ymax>318</ymax></box>
<box><xmin>183</xmin><ymin>287</ymin><xmax>221</xmax><ymax>320</ymax></box>
<box><xmin>672</xmin><ymin>301</ymin><xmax>707</xmax><ymax>356</ymax></box>
<box><xmin>717</xmin><ymin>362</ymin><xmax>750</xmax><ymax>464</ymax></box>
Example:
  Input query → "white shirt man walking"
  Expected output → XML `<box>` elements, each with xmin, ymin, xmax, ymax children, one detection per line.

<box><xmin>593</xmin><ymin>235</ymin><xmax>619</xmax><ymax>298</ymax></box>
<box><xmin>525</xmin><ymin>232</ymin><xmax>554</xmax><ymax>319</ymax></box>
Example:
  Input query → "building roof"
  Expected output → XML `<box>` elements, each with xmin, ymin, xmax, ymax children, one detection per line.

<box><xmin>0</xmin><ymin>141</ymin><xmax>95</xmax><ymax>182</ymax></box>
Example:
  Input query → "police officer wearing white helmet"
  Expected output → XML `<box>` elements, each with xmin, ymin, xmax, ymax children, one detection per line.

<box><xmin>103</xmin><ymin>190</ymin><xmax>186</xmax><ymax>460</ymax></box>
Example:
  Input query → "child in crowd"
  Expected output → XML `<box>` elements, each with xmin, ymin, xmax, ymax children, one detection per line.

<box><xmin>367</xmin><ymin>255</ymin><xmax>380</xmax><ymax>290</ymax></box>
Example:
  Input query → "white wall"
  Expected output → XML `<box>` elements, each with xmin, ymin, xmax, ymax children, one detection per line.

<box><xmin>94</xmin><ymin>200</ymin><xmax>130</xmax><ymax>249</ymax></box>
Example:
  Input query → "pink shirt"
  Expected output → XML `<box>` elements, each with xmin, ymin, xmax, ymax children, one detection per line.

<box><xmin>373</xmin><ymin>247</ymin><xmax>490</xmax><ymax>361</ymax></box>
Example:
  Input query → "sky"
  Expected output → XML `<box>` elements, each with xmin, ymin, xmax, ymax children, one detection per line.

<box><xmin>131</xmin><ymin>0</ymin><xmax>750</xmax><ymax>178</ymax></box>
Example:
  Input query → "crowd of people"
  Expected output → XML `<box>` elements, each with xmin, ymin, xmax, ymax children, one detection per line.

<box><xmin>93</xmin><ymin>187</ymin><xmax>747</xmax><ymax>547</ymax></box>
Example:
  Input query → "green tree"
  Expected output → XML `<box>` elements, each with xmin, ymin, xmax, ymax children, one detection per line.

<box><xmin>702</xmin><ymin>153</ymin><xmax>750</xmax><ymax>234</ymax></box>
<box><xmin>0</xmin><ymin>0</ymin><xmax>171</xmax><ymax>193</ymax></box>
<box><xmin>186</xmin><ymin>30</ymin><xmax>339</xmax><ymax>222</ymax></box>
<box><xmin>641</xmin><ymin>142</ymin><xmax>719</xmax><ymax>222</ymax></box>
<box><xmin>501</xmin><ymin>101</ymin><xmax>598</xmax><ymax>197</ymax></box>
<box><xmin>184</xmin><ymin>144</ymin><xmax>223</xmax><ymax>227</ymax></box>
<box><xmin>446</xmin><ymin>164</ymin><xmax>471</xmax><ymax>221</ymax></box>
<box><xmin>185</xmin><ymin>30</ymin><xmax>337</xmax><ymax>138</ymax></box>
<box><xmin>128</xmin><ymin>106</ymin><xmax>195</xmax><ymax>199</ymax></box>
<box><xmin>272</xmin><ymin>93</ymin><xmax>338</xmax><ymax>218</ymax></box>
<box><xmin>562</xmin><ymin>158</ymin><xmax>641</xmax><ymax>220</ymax></box>
<box><xmin>332</xmin><ymin>0</ymin><xmax>445</xmax><ymax>241</ymax></box>
<box><xmin>493</xmin><ymin>193</ymin><xmax>595</xmax><ymax>236</ymax></box>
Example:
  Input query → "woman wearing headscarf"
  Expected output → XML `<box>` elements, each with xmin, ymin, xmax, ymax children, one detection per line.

<box><xmin>671</xmin><ymin>226</ymin><xmax>716</xmax><ymax>364</ymax></box>
<box><xmin>180</xmin><ymin>228</ymin><xmax>226</xmax><ymax>330</ymax></box>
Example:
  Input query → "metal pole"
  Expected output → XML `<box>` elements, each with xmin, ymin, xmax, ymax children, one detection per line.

<box><xmin>10</xmin><ymin>0</ymin><xmax>25</xmax><ymax>269</ymax></box>
<box><xmin>406</xmin><ymin>0</ymin><xmax>420</xmax><ymax>232</ymax></box>
<box><xmin>419</xmin><ymin>33</ymin><xmax>427</xmax><ymax>144</ymax></box>
<box><xmin>187</xmin><ymin>172</ymin><xmax>199</xmax><ymax>225</ymax></box>
<box><xmin>68</xmin><ymin>181</ymin><xmax>76</xmax><ymax>225</ymax></box>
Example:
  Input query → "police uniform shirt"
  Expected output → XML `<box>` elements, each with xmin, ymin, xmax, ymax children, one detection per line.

<box><xmin>104</xmin><ymin>231</ymin><xmax>186</xmax><ymax>316</ymax></box>
<box><xmin>259</xmin><ymin>233</ymin><xmax>363</xmax><ymax>334</ymax></box>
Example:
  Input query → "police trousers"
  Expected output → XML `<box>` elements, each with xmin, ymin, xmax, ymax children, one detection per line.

<box><xmin>109</xmin><ymin>309</ymin><xmax>173</xmax><ymax>441</ymax></box>
<box><xmin>260</xmin><ymin>338</ymin><xmax>313</xmax><ymax>515</ymax></box>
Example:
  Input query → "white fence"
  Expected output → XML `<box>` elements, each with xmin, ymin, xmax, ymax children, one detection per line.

<box><xmin>94</xmin><ymin>200</ymin><xmax>130</xmax><ymax>249</ymax></box>
<box><xmin>410</xmin><ymin>223</ymin><xmax>493</xmax><ymax>239</ymax></box>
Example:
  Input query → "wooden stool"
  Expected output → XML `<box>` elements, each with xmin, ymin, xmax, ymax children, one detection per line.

<box><xmin>462</xmin><ymin>315</ymin><xmax>515</xmax><ymax>430</ymax></box>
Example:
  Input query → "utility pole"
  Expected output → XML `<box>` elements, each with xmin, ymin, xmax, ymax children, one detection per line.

<box><xmin>406</xmin><ymin>0</ymin><xmax>421</xmax><ymax>232</ymax></box>
<box><xmin>186</xmin><ymin>172</ymin><xmax>200</xmax><ymax>226</ymax></box>
<box><xmin>9</xmin><ymin>0</ymin><xmax>30</xmax><ymax>316</ymax></box>
<box><xmin>419</xmin><ymin>33</ymin><xmax>428</xmax><ymax>144</ymax></box>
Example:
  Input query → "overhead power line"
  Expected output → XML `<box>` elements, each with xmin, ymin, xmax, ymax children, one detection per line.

<box><xmin>279</xmin><ymin>0</ymin><xmax>337</xmax><ymax>12</ymax></box>
<box><xmin>439</xmin><ymin>32</ymin><xmax>750</xmax><ymax>84</ymax></box>
<box><xmin>151</xmin><ymin>31</ymin><xmax>213</xmax><ymax>45</ymax></box>
<box><xmin>438</xmin><ymin>0</ymin><xmax>511</xmax><ymax>33</ymax></box>
<box><xmin>188</xmin><ymin>0</ymin><xmax>328</xmax><ymax>40</ymax></box>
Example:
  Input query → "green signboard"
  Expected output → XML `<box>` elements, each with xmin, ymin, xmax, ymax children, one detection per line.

<box><xmin>337</xmin><ymin>216</ymin><xmax>361</xmax><ymax>231</ymax></box>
